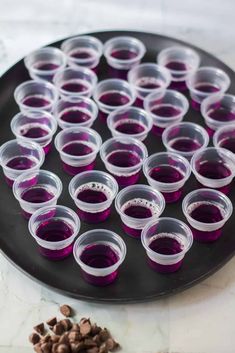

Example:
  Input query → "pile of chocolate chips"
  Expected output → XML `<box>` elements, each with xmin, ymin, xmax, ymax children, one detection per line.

<box><xmin>29</xmin><ymin>305</ymin><xmax>120</xmax><ymax>353</ymax></box>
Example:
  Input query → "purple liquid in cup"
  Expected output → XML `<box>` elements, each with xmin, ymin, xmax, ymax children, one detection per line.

<box><xmin>80</xmin><ymin>243</ymin><xmax>119</xmax><ymax>286</ymax></box>
<box><xmin>189</xmin><ymin>201</ymin><xmax>224</xmax><ymax>242</ymax></box>
<box><xmin>36</xmin><ymin>218</ymin><xmax>74</xmax><ymax>260</ymax></box>
<box><xmin>6</xmin><ymin>156</ymin><xmax>37</xmax><ymax>186</ymax></box>
<box><xmin>150</xmin><ymin>105</ymin><xmax>182</xmax><ymax>136</ymax></box>
<box><xmin>34</xmin><ymin>62</ymin><xmax>59</xmax><ymax>71</ymax></box>
<box><xmin>219</xmin><ymin>137</ymin><xmax>235</xmax><ymax>153</ymax></box>
<box><xmin>191</xmin><ymin>83</ymin><xmax>220</xmax><ymax>110</ymax></box>
<box><xmin>20</xmin><ymin>125</ymin><xmax>52</xmax><ymax>154</ymax></box>
<box><xmin>166</xmin><ymin>61</ymin><xmax>188</xmax><ymax>91</ymax></box>
<box><xmin>21</xmin><ymin>186</ymin><xmax>54</xmax><ymax>219</ymax></box>
<box><xmin>122</xmin><ymin>203</ymin><xmax>153</xmax><ymax>238</ymax></box>
<box><xmin>150</xmin><ymin>165</ymin><xmax>184</xmax><ymax>203</ymax></box>
<box><xmin>61</xmin><ymin>81</ymin><xmax>90</xmax><ymax>93</ymax></box>
<box><xmin>22</xmin><ymin>96</ymin><xmax>51</xmax><ymax>108</ymax></box>
<box><xmin>169</xmin><ymin>137</ymin><xmax>202</xmax><ymax>152</ymax></box>
<box><xmin>60</xmin><ymin>108</ymin><xmax>91</xmax><ymax>124</ymax></box>
<box><xmin>62</xmin><ymin>141</ymin><xmax>95</xmax><ymax>175</ymax></box>
<box><xmin>148</xmin><ymin>234</ymin><xmax>184</xmax><ymax>273</ymax></box>
<box><xmin>115</xmin><ymin>120</ymin><xmax>146</xmax><ymax>135</ymax></box>
<box><xmin>99</xmin><ymin>91</ymin><xmax>131</xmax><ymax>121</ymax></box>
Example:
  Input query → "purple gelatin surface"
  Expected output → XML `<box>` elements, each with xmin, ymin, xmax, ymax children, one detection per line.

<box><xmin>110</xmin><ymin>49</ymin><xmax>138</xmax><ymax>60</ymax></box>
<box><xmin>20</xmin><ymin>125</ymin><xmax>49</xmax><ymax>138</ymax></box>
<box><xmin>34</xmin><ymin>62</ymin><xmax>59</xmax><ymax>71</ymax></box>
<box><xmin>99</xmin><ymin>91</ymin><xmax>130</xmax><ymax>107</ymax></box>
<box><xmin>62</xmin><ymin>142</ymin><xmax>93</xmax><ymax>156</ymax></box>
<box><xmin>136</xmin><ymin>77</ymin><xmax>161</xmax><ymax>90</ymax></box>
<box><xmin>70</xmin><ymin>49</ymin><xmax>95</xmax><ymax>59</ymax></box>
<box><xmin>208</xmin><ymin>107</ymin><xmax>235</xmax><ymax>122</ymax></box>
<box><xmin>61</xmin><ymin>81</ymin><xmax>90</xmax><ymax>93</ymax></box>
<box><xmin>115</xmin><ymin>121</ymin><xmax>145</xmax><ymax>135</ymax></box>
<box><xmin>22</xmin><ymin>96</ymin><xmax>51</xmax><ymax>108</ymax></box>
<box><xmin>21</xmin><ymin>186</ymin><xmax>54</xmax><ymax>203</ymax></box>
<box><xmin>194</xmin><ymin>83</ymin><xmax>220</xmax><ymax>93</ymax></box>
<box><xmin>169</xmin><ymin>137</ymin><xmax>202</xmax><ymax>152</ymax></box>
<box><xmin>151</xmin><ymin>105</ymin><xmax>182</xmax><ymax>117</ymax></box>
<box><xmin>6</xmin><ymin>156</ymin><xmax>37</xmax><ymax>170</ymax></box>
<box><xmin>107</xmin><ymin>150</ymin><xmax>140</xmax><ymax>168</ymax></box>
<box><xmin>60</xmin><ymin>108</ymin><xmax>91</xmax><ymax>124</ymax></box>
<box><xmin>219</xmin><ymin>137</ymin><xmax>235</xmax><ymax>153</ymax></box>
<box><xmin>197</xmin><ymin>161</ymin><xmax>231</xmax><ymax>179</ymax></box>
<box><xmin>165</xmin><ymin>61</ymin><xmax>188</xmax><ymax>71</ymax></box>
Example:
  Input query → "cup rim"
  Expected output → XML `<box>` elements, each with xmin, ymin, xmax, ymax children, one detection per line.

<box><xmin>73</xmin><ymin>229</ymin><xmax>127</xmax><ymax>275</ymax></box>
<box><xmin>213</xmin><ymin>123</ymin><xmax>235</xmax><ymax>149</ymax></box>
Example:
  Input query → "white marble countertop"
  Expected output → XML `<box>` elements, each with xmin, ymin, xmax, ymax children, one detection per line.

<box><xmin>0</xmin><ymin>0</ymin><xmax>235</xmax><ymax>352</ymax></box>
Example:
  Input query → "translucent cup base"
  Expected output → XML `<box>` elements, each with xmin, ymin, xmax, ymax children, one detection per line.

<box><xmin>38</xmin><ymin>243</ymin><xmax>74</xmax><ymax>260</ymax></box>
<box><xmin>81</xmin><ymin>269</ymin><xmax>118</xmax><ymax>286</ymax></box>
<box><xmin>108</xmin><ymin>66</ymin><xmax>128</xmax><ymax>80</ymax></box>
<box><xmin>148</xmin><ymin>258</ymin><xmax>183</xmax><ymax>273</ymax></box>
<box><xmin>191</xmin><ymin>99</ymin><xmax>201</xmax><ymax>111</ymax></box>
<box><xmin>169</xmin><ymin>80</ymin><xmax>187</xmax><ymax>92</ymax></box>
<box><xmin>77</xmin><ymin>207</ymin><xmax>111</xmax><ymax>224</ymax></box>
<box><xmin>43</xmin><ymin>142</ymin><xmax>52</xmax><ymax>155</ymax></box>
<box><xmin>112</xmin><ymin>171</ymin><xmax>140</xmax><ymax>187</ymax></box>
<box><xmin>197</xmin><ymin>182</ymin><xmax>231</xmax><ymax>195</ymax></box>
<box><xmin>122</xmin><ymin>223</ymin><xmax>142</xmax><ymax>238</ymax></box>
<box><xmin>162</xmin><ymin>189</ymin><xmax>183</xmax><ymax>203</ymax></box>
<box><xmin>151</xmin><ymin>124</ymin><xmax>165</xmax><ymax>136</ymax></box>
<box><xmin>62</xmin><ymin>161</ymin><xmax>95</xmax><ymax>176</ymax></box>
<box><xmin>190</xmin><ymin>226</ymin><xmax>223</xmax><ymax>243</ymax></box>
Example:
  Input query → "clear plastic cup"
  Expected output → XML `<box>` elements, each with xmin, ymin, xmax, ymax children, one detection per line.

<box><xmin>213</xmin><ymin>124</ymin><xmax>235</xmax><ymax>154</ymax></box>
<box><xmin>73</xmin><ymin>229</ymin><xmax>126</xmax><ymax>286</ymax></box>
<box><xmin>186</xmin><ymin>67</ymin><xmax>231</xmax><ymax>110</ymax></box>
<box><xmin>93</xmin><ymin>78</ymin><xmax>136</xmax><ymax>122</ymax></box>
<box><xmin>53</xmin><ymin>96</ymin><xmax>98</xmax><ymax>129</ymax></box>
<box><xmin>191</xmin><ymin>147</ymin><xmax>235</xmax><ymax>194</ymax></box>
<box><xmin>53</xmin><ymin>67</ymin><xmax>97</xmax><ymax>99</ymax></box>
<box><xmin>127</xmin><ymin>63</ymin><xmax>171</xmax><ymax>102</ymax></box>
<box><xmin>143</xmin><ymin>89</ymin><xmax>189</xmax><ymax>135</ymax></box>
<box><xmin>157</xmin><ymin>46</ymin><xmax>200</xmax><ymax>91</ymax></box>
<box><xmin>143</xmin><ymin>151</ymin><xmax>191</xmax><ymax>203</ymax></box>
<box><xmin>104</xmin><ymin>36</ymin><xmax>146</xmax><ymax>70</ymax></box>
<box><xmin>201</xmin><ymin>93</ymin><xmax>235</xmax><ymax>136</ymax></box>
<box><xmin>54</xmin><ymin>126</ymin><xmax>102</xmax><ymax>176</ymax></box>
<box><xmin>0</xmin><ymin>139</ymin><xmax>45</xmax><ymax>187</ymax></box>
<box><xmin>13</xmin><ymin>169</ymin><xmax>62</xmax><ymax>219</ymax></box>
<box><xmin>115</xmin><ymin>184</ymin><xmax>165</xmax><ymax>238</ymax></box>
<box><xmin>14</xmin><ymin>80</ymin><xmax>58</xmax><ymax>113</ymax></box>
<box><xmin>182</xmin><ymin>188</ymin><xmax>233</xmax><ymax>242</ymax></box>
<box><xmin>29</xmin><ymin>205</ymin><xmax>80</xmax><ymax>260</ymax></box>
<box><xmin>162</xmin><ymin>122</ymin><xmax>209</xmax><ymax>160</ymax></box>
<box><xmin>24</xmin><ymin>46</ymin><xmax>67</xmax><ymax>82</ymax></box>
<box><xmin>10</xmin><ymin>110</ymin><xmax>57</xmax><ymax>155</ymax></box>
<box><xmin>141</xmin><ymin>217</ymin><xmax>193</xmax><ymax>273</ymax></box>
<box><xmin>61</xmin><ymin>35</ymin><xmax>103</xmax><ymax>71</ymax></box>
<box><xmin>69</xmin><ymin>170</ymin><xmax>118</xmax><ymax>223</ymax></box>
<box><xmin>107</xmin><ymin>106</ymin><xmax>153</xmax><ymax>141</ymax></box>
<box><xmin>100</xmin><ymin>136</ymin><xmax>148</xmax><ymax>187</ymax></box>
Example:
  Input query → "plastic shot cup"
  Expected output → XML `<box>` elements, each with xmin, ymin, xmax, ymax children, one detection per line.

<box><xmin>11</xmin><ymin>110</ymin><xmax>57</xmax><ymax>155</ymax></box>
<box><xmin>127</xmin><ymin>63</ymin><xmax>171</xmax><ymax>106</ymax></box>
<box><xmin>53</xmin><ymin>67</ymin><xmax>97</xmax><ymax>99</ymax></box>
<box><xmin>61</xmin><ymin>35</ymin><xmax>103</xmax><ymax>72</ymax></box>
<box><xmin>115</xmin><ymin>184</ymin><xmax>165</xmax><ymax>238</ymax></box>
<box><xmin>29</xmin><ymin>205</ymin><xmax>80</xmax><ymax>260</ymax></box>
<box><xmin>182</xmin><ymin>188</ymin><xmax>233</xmax><ymax>242</ymax></box>
<box><xmin>143</xmin><ymin>151</ymin><xmax>191</xmax><ymax>203</ymax></box>
<box><xmin>54</xmin><ymin>127</ymin><xmax>102</xmax><ymax>176</ymax></box>
<box><xmin>144</xmin><ymin>89</ymin><xmax>189</xmax><ymax>135</ymax></box>
<box><xmin>73</xmin><ymin>229</ymin><xmax>127</xmax><ymax>286</ymax></box>
<box><xmin>54</xmin><ymin>96</ymin><xmax>98</xmax><ymax>129</ymax></box>
<box><xmin>157</xmin><ymin>46</ymin><xmax>200</xmax><ymax>91</ymax></box>
<box><xmin>0</xmin><ymin>139</ymin><xmax>45</xmax><ymax>187</ymax></box>
<box><xmin>186</xmin><ymin>67</ymin><xmax>231</xmax><ymax>111</ymax></box>
<box><xmin>14</xmin><ymin>80</ymin><xmax>58</xmax><ymax>113</ymax></box>
<box><xmin>191</xmin><ymin>147</ymin><xmax>235</xmax><ymax>195</ymax></box>
<box><xmin>213</xmin><ymin>124</ymin><xmax>235</xmax><ymax>154</ymax></box>
<box><xmin>69</xmin><ymin>170</ymin><xmax>118</xmax><ymax>223</ymax></box>
<box><xmin>93</xmin><ymin>78</ymin><xmax>136</xmax><ymax>122</ymax></box>
<box><xmin>100</xmin><ymin>136</ymin><xmax>148</xmax><ymax>187</ymax></box>
<box><xmin>13</xmin><ymin>169</ymin><xmax>62</xmax><ymax>219</ymax></box>
<box><xmin>104</xmin><ymin>36</ymin><xmax>146</xmax><ymax>79</ymax></box>
<box><xmin>107</xmin><ymin>106</ymin><xmax>153</xmax><ymax>141</ymax></box>
<box><xmin>141</xmin><ymin>217</ymin><xmax>193</xmax><ymax>273</ymax></box>
<box><xmin>24</xmin><ymin>46</ymin><xmax>67</xmax><ymax>82</ymax></box>
<box><xmin>201</xmin><ymin>93</ymin><xmax>235</xmax><ymax>136</ymax></box>
<box><xmin>162</xmin><ymin>122</ymin><xmax>209</xmax><ymax>160</ymax></box>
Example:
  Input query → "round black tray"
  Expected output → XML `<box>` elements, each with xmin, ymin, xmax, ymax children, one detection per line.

<box><xmin>0</xmin><ymin>30</ymin><xmax>235</xmax><ymax>303</ymax></box>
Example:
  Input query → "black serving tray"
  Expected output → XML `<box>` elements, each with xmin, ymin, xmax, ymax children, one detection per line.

<box><xmin>0</xmin><ymin>30</ymin><xmax>235</xmax><ymax>303</ymax></box>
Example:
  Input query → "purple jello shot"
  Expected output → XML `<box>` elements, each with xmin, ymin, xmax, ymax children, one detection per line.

<box><xmin>104</xmin><ymin>36</ymin><xmax>146</xmax><ymax>79</ymax></box>
<box><xmin>107</xmin><ymin>106</ymin><xmax>153</xmax><ymax>141</ymax></box>
<box><xmin>61</xmin><ymin>35</ymin><xmax>103</xmax><ymax>72</ymax></box>
<box><xmin>69</xmin><ymin>170</ymin><xmax>118</xmax><ymax>223</ymax></box>
<box><xmin>14</xmin><ymin>80</ymin><xmax>58</xmax><ymax>113</ymax></box>
<box><xmin>182</xmin><ymin>189</ymin><xmax>233</xmax><ymax>242</ymax></box>
<box><xmin>53</xmin><ymin>67</ymin><xmax>97</xmax><ymax>99</ymax></box>
<box><xmin>73</xmin><ymin>229</ymin><xmax>126</xmax><ymax>286</ymax></box>
<box><xmin>143</xmin><ymin>89</ymin><xmax>189</xmax><ymax>136</ymax></box>
<box><xmin>0</xmin><ymin>139</ymin><xmax>45</xmax><ymax>187</ymax></box>
<box><xmin>186</xmin><ymin>67</ymin><xmax>230</xmax><ymax>111</ymax></box>
<box><xmin>162</xmin><ymin>122</ymin><xmax>209</xmax><ymax>160</ymax></box>
<box><xmin>213</xmin><ymin>124</ymin><xmax>235</xmax><ymax>154</ymax></box>
<box><xmin>143</xmin><ymin>152</ymin><xmax>191</xmax><ymax>203</ymax></box>
<box><xmin>191</xmin><ymin>147</ymin><xmax>235</xmax><ymax>195</ymax></box>
<box><xmin>29</xmin><ymin>205</ymin><xmax>80</xmax><ymax>260</ymax></box>
<box><xmin>115</xmin><ymin>184</ymin><xmax>165</xmax><ymax>238</ymax></box>
<box><xmin>100</xmin><ymin>136</ymin><xmax>148</xmax><ymax>187</ymax></box>
<box><xmin>54</xmin><ymin>96</ymin><xmax>98</xmax><ymax>130</ymax></box>
<box><xmin>201</xmin><ymin>93</ymin><xmax>235</xmax><ymax>136</ymax></box>
<box><xmin>11</xmin><ymin>110</ymin><xmax>57</xmax><ymax>155</ymax></box>
<box><xmin>141</xmin><ymin>217</ymin><xmax>193</xmax><ymax>273</ymax></box>
<box><xmin>13</xmin><ymin>169</ymin><xmax>62</xmax><ymax>219</ymax></box>
<box><xmin>24</xmin><ymin>47</ymin><xmax>67</xmax><ymax>82</ymax></box>
<box><xmin>127</xmin><ymin>63</ymin><xmax>171</xmax><ymax>107</ymax></box>
<box><xmin>157</xmin><ymin>46</ymin><xmax>200</xmax><ymax>91</ymax></box>
<box><xmin>93</xmin><ymin>78</ymin><xmax>136</xmax><ymax>122</ymax></box>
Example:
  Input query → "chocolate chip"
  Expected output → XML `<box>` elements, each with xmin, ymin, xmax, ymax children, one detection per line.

<box><xmin>29</xmin><ymin>333</ymin><xmax>41</xmax><ymax>345</ymax></box>
<box><xmin>52</xmin><ymin>343</ymin><xmax>59</xmax><ymax>353</ymax></box>
<box><xmin>34</xmin><ymin>323</ymin><xmax>45</xmax><ymax>335</ymax></box>
<box><xmin>70</xmin><ymin>342</ymin><xmax>85</xmax><ymax>353</ymax></box>
<box><xmin>93</xmin><ymin>335</ymin><xmax>101</xmax><ymax>346</ymax></box>
<box><xmin>34</xmin><ymin>343</ymin><xmax>43</xmax><ymax>353</ymax></box>
<box><xmin>51</xmin><ymin>335</ymin><xmax>60</xmax><ymax>343</ymax></box>
<box><xmin>41</xmin><ymin>342</ymin><xmax>52</xmax><ymax>353</ymax></box>
<box><xmin>91</xmin><ymin>324</ymin><xmax>101</xmax><ymax>336</ymax></box>
<box><xmin>60</xmin><ymin>319</ymin><xmax>72</xmax><ymax>331</ymax></box>
<box><xmin>53</xmin><ymin>323</ymin><xmax>65</xmax><ymax>335</ymax></box>
<box><xmin>68</xmin><ymin>330</ymin><xmax>81</xmax><ymax>342</ymax></box>
<box><xmin>80</xmin><ymin>319</ymin><xmax>91</xmax><ymax>336</ymax></box>
<box><xmin>46</xmin><ymin>317</ymin><xmax>57</xmax><ymax>327</ymax></box>
<box><xmin>99</xmin><ymin>329</ymin><xmax>110</xmax><ymax>342</ymax></box>
<box><xmin>41</xmin><ymin>335</ymin><xmax>51</xmax><ymax>343</ymax></box>
<box><xmin>72</xmin><ymin>323</ymin><xmax>80</xmax><ymax>332</ymax></box>
<box><xmin>83</xmin><ymin>338</ymin><xmax>96</xmax><ymax>348</ymax></box>
<box><xmin>105</xmin><ymin>338</ymin><xmax>119</xmax><ymax>351</ymax></box>
<box><xmin>58</xmin><ymin>333</ymin><xmax>69</xmax><ymax>345</ymax></box>
<box><xmin>99</xmin><ymin>344</ymin><xmax>108</xmax><ymax>353</ymax></box>
<box><xmin>56</xmin><ymin>344</ymin><xmax>70</xmax><ymax>353</ymax></box>
<box><xmin>87</xmin><ymin>348</ymin><xmax>99</xmax><ymax>353</ymax></box>
<box><xmin>60</xmin><ymin>305</ymin><xmax>73</xmax><ymax>318</ymax></box>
